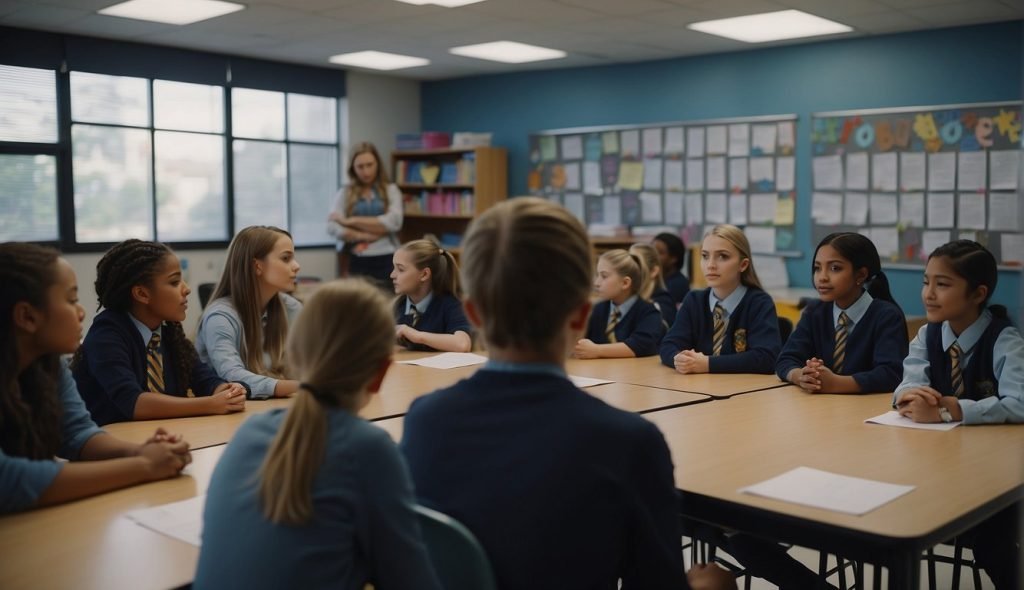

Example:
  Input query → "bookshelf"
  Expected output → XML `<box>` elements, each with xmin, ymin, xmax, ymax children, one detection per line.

<box><xmin>392</xmin><ymin>146</ymin><xmax>507</xmax><ymax>245</ymax></box>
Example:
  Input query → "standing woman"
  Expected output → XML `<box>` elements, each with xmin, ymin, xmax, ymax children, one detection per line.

<box><xmin>328</xmin><ymin>142</ymin><xmax>403</xmax><ymax>288</ymax></box>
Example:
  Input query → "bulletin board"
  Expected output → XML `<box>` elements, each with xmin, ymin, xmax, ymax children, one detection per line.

<box><xmin>811</xmin><ymin>101</ymin><xmax>1022</xmax><ymax>268</ymax></box>
<box><xmin>528</xmin><ymin>114</ymin><xmax>800</xmax><ymax>256</ymax></box>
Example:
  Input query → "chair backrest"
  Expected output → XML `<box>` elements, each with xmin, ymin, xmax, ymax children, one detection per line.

<box><xmin>415</xmin><ymin>505</ymin><xmax>497</xmax><ymax>590</ymax></box>
<box><xmin>778</xmin><ymin>316</ymin><xmax>794</xmax><ymax>346</ymax></box>
<box><xmin>198</xmin><ymin>283</ymin><xmax>216</xmax><ymax>310</ymax></box>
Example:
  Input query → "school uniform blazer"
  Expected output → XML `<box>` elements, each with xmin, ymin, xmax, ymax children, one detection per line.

<box><xmin>401</xmin><ymin>369</ymin><xmax>686</xmax><ymax>590</ymax></box>
<box><xmin>665</xmin><ymin>271</ymin><xmax>690</xmax><ymax>304</ymax></box>
<box><xmin>776</xmin><ymin>299</ymin><xmax>908</xmax><ymax>392</ymax></box>
<box><xmin>73</xmin><ymin>309</ymin><xmax>225</xmax><ymax>426</ymax></box>
<box><xmin>585</xmin><ymin>299</ymin><xmax>665</xmax><ymax>357</ymax></box>
<box><xmin>659</xmin><ymin>287</ymin><xmax>781</xmax><ymax>374</ymax></box>
<box><xmin>394</xmin><ymin>293</ymin><xmax>471</xmax><ymax>352</ymax></box>
<box><xmin>651</xmin><ymin>286</ymin><xmax>677</xmax><ymax>330</ymax></box>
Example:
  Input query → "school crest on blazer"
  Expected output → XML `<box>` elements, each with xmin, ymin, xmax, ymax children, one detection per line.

<box><xmin>733</xmin><ymin>328</ymin><xmax>747</xmax><ymax>352</ymax></box>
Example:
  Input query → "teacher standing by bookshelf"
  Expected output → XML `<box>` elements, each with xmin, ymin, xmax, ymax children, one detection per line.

<box><xmin>327</xmin><ymin>142</ymin><xmax>404</xmax><ymax>288</ymax></box>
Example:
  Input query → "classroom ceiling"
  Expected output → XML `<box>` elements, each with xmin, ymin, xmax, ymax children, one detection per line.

<box><xmin>1</xmin><ymin>0</ymin><xmax>1022</xmax><ymax>80</ymax></box>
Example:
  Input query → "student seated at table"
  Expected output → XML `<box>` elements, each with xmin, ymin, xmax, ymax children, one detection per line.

<box><xmin>653</xmin><ymin>232</ymin><xmax>691</xmax><ymax>304</ymax></box>
<box><xmin>630</xmin><ymin>242</ymin><xmax>677</xmax><ymax>330</ymax></box>
<box><xmin>400</xmin><ymin>198</ymin><xmax>737</xmax><ymax>590</ymax></box>
<box><xmin>72</xmin><ymin>240</ymin><xmax>246</xmax><ymax>426</ymax></box>
<box><xmin>895</xmin><ymin>240</ymin><xmax>1022</xmax><ymax>589</ymax></box>
<box><xmin>659</xmin><ymin>224</ymin><xmax>780</xmax><ymax>374</ymax></box>
<box><xmin>575</xmin><ymin>249</ymin><xmax>664</xmax><ymax>359</ymax></box>
<box><xmin>0</xmin><ymin>243</ymin><xmax>191</xmax><ymax>514</ymax></box>
<box><xmin>195</xmin><ymin>279</ymin><xmax>441</xmax><ymax>590</ymax></box>
<box><xmin>391</xmin><ymin>239</ymin><xmax>472</xmax><ymax>352</ymax></box>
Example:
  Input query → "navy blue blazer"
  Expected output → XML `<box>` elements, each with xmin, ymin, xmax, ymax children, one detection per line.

<box><xmin>776</xmin><ymin>299</ymin><xmax>908</xmax><ymax>392</ymax></box>
<box><xmin>665</xmin><ymin>272</ymin><xmax>690</xmax><ymax>304</ymax></box>
<box><xmin>659</xmin><ymin>287</ymin><xmax>781</xmax><ymax>374</ymax></box>
<box><xmin>394</xmin><ymin>293</ymin><xmax>472</xmax><ymax>352</ymax></box>
<box><xmin>73</xmin><ymin>309</ymin><xmax>225</xmax><ymax>425</ymax></box>
<box><xmin>585</xmin><ymin>298</ymin><xmax>665</xmax><ymax>357</ymax></box>
<box><xmin>651</xmin><ymin>286</ymin><xmax>677</xmax><ymax>330</ymax></box>
<box><xmin>401</xmin><ymin>369</ymin><xmax>686</xmax><ymax>590</ymax></box>
<box><xmin>926</xmin><ymin>315</ymin><xmax>1013</xmax><ymax>401</ymax></box>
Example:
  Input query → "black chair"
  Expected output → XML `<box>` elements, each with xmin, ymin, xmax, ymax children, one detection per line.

<box><xmin>778</xmin><ymin>317</ymin><xmax>794</xmax><ymax>346</ymax></box>
<box><xmin>198</xmin><ymin>283</ymin><xmax>216</xmax><ymax>310</ymax></box>
<box><xmin>926</xmin><ymin>537</ymin><xmax>984</xmax><ymax>590</ymax></box>
<box><xmin>415</xmin><ymin>505</ymin><xmax>497</xmax><ymax>590</ymax></box>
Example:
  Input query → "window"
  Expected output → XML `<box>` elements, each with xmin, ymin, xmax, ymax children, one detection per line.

<box><xmin>0</xmin><ymin>65</ymin><xmax>58</xmax><ymax>143</ymax></box>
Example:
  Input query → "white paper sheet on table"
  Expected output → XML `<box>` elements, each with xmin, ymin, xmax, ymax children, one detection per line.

<box><xmin>865</xmin><ymin>410</ymin><xmax>961</xmax><ymax>431</ymax></box>
<box><xmin>570</xmin><ymin>375</ymin><xmax>614</xmax><ymax>388</ymax></box>
<box><xmin>397</xmin><ymin>352</ymin><xmax>488</xmax><ymax>369</ymax></box>
<box><xmin>124</xmin><ymin>495</ymin><xmax>206</xmax><ymax>547</ymax></box>
<box><xmin>739</xmin><ymin>466</ymin><xmax>916</xmax><ymax>516</ymax></box>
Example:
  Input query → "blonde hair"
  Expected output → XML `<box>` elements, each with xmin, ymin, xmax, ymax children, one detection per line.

<box><xmin>704</xmin><ymin>224</ymin><xmax>763</xmax><ymax>290</ymax></box>
<box><xmin>461</xmin><ymin>198</ymin><xmax>592</xmax><ymax>350</ymax></box>
<box><xmin>259</xmin><ymin>279</ymin><xmax>394</xmax><ymax>525</ymax></box>
<box><xmin>599</xmin><ymin>249</ymin><xmax>647</xmax><ymax>300</ymax></box>
<box><xmin>345</xmin><ymin>142</ymin><xmax>391</xmax><ymax>216</ymax></box>
<box><xmin>628</xmin><ymin>243</ymin><xmax>665</xmax><ymax>300</ymax></box>
<box><xmin>398</xmin><ymin>238</ymin><xmax>461</xmax><ymax>297</ymax></box>
<box><xmin>210</xmin><ymin>226</ymin><xmax>293</xmax><ymax>378</ymax></box>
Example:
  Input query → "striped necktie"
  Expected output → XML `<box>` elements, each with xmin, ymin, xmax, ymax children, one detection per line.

<box><xmin>950</xmin><ymin>342</ymin><xmax>964</xmax><ymax>398</ymax></box>
<box><xmin>833</xmin><ymin>312</ymin><xmax>850</xmax><ymax>374</ymax></box>
<box><xmin>712</xmin><ymin>303</ymin><xmax>726</xmax><ymax>356</ymax></box>
<box><xmin>146</xmin><ymin>332</ymin><xmax>165</xmax><ymax>393</ymax></box>
<box><xmin>605</xmin><ymin>308</ymin><xmax>620</xmax><ymax>343</ymax></box>
<box><xmin>409</xmin><ymin>305</ymin><xmax>421</xmax><ymax>327</ymax></box>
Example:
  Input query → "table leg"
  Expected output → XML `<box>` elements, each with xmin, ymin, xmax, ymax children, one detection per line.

<box><xmin>889</xmin><ymin>551</ymin><xmax>921</xmax><ymax>590</ymax></box>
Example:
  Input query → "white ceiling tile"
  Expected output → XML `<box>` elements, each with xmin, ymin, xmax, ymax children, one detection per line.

<box><xmin>776</xmin><ymin>0</ymin><xmax>896</xmax><ymax>19</ymax></box>
<box><xmin>1</xmin><ymin>3</ymin><xmax>89</xmax><ymax>27</ymax></box>
<box><xmin>559</xmin><ymin>0</ymin><xmax>680</xmax><ymax>16</ymax></box>
<box><xmin>685</xmin><ymin>0</ymin><xmax>791</xmax><ymax>19</ymax></box>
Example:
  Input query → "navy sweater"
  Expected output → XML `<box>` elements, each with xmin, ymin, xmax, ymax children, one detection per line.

<box><xmin>926</xmin><ymin>315</ymin><xmax>1013</xmax><ymax>401</ymax></box>
<box><xmin>651</xmin><ymin>286</ymin><xmax>677</xmax><ymax>330</ymax></box>
<box><xmin>659</xmin><ymin>287</ymin><xmax>780</xmax><ymax>374</ymax></box>
<box><xmin>776</xmin><ymin>299</ymin><xmax>908</xmax><ymax>392</ymax></box>
<box><xmin>73</xmin><ymin>309</ymin><xmax>224</xmax><ymax>425</ymax></box>
<box><xmin>401</xmin><ymin>370</ymin><xmax>687</xmax><ymax>590</ymax></box>
<box><xmin>394</xmin><ymin>293</ymin><xmax>472</xmax><ymax>352</ymax></box>
<box><xmin>585</xmin><ymin>298</ymin><xmax>665</xmax><ymax>357</ymax></box>
<box><xmin>665</xmin><ymin>272</ymin><xmax>690</xmax><ymax>304</ymax></box>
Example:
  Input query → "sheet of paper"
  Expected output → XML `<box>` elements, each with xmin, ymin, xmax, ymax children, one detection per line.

<box><xmin>1002</xmin><ymin>233</ymin><xmax>1024</xmax><ymax>265</ymax></box>
<box><xmin>745</xmin><ymin>226</ymin><xmax>776</xmax><ymax>253</ymax></box>
<box><xmin>774</xmin><ymin>196</ymin><xmax>795</xmax><ymax>225</ymax></box>
<box><xmin>958</xmin><ymin>193</ymin><xmax>986</xmax><ymax>230</ymax></box>
<box><xmin>603</xmin><ymin>195</ymin><xmax>622</xmax><ymax>225</ymax></box>
<box><xmin>870</xmin><ymin>227</ymin><xmax>899</xmax><ymax>258</ymax></box>
<box><xmin>871</xmin><ymin>152</ymin><xmax>898</xmax><ymax>192</ymax></box>
<box><xmin>685</xmin><ymin>159</ymin><xmax>704</xmax><ymax>190</ymax></box>
<box><xmin>749</xmin><ymin>157</ymin><xmax>774</xmax><ymax>186</ymax></box>
<box><xmin>563</xmin><ymin>162</ymin><xmax>581</xmax><ymax>191</ymax></box>
<box><xmin>777</xmin><ymin>121</ymin><xmax>795</xmax><ymax>150</ymax></box>
<box><xmin>865</xmin><ymin>410</ymin><xmax>960</xmax><ymax>431</ymax></box>
<box><xmin>751</xmin><ymin>124</ymin><xmax>776</xmax><ymax>155</ymax></box>
<box><xmin>899</xmin><ymin>193</ymin><xmax>925</xmax><ymax>227</ymax></box>
<box><xmin>813</xmin><ymin>155</ymin><xmax>843</xmax><ymax>190</ymax></box>
<box><xmin>124</xmin><ymin>495</ymin><xmax>206</xmax><ymax>547</ymax></box>
<box><xmin>989</xmin><ymin>150</ymin><xmax>1020</xmax><ymax>190</ymax></box>
<box><xmin>539</xmin><ymin>136</ymin><xmax>556</xmax><ymax>161</ymax></box>
<box><xmin>620</xmin><ymin>129</ymin><xmax>640</xmax><ymax>157</ymax></box>
<box><xmin>843</xmin><ymin>192</ymin><xmax>868</xmax><ymax>226</ymax></box>
<box><xmin>900</xmin><ymin>152</ymin><xmax>926</xmax><ymax>191</ymax></box>
<box><xmin>753</xmin><ymin>255</ymin><xmax>788</xmax><ymax>288</ymax></box>
<box><xmin>729</xmin><ymin>158</ymin><xmax>748</xmax><ymax>192</ymax></box>
<box><xmin>643</xmin><ymin>158</ymin><xmax>663</xmax><ymax>190</ymax></box>
<box><xmin>988</xmin><ymin>192</ymin><xmax>1020</xmax><ymax>231</ymax></box>
<box><xmin>601</xmin><ymin>131</ymin><xmax>619</xmax><ymax>154</ymax></box>
<box><xmin>844</xmin><ymin>153</ymin><xmax>868</xmax><ymax>190</ymax></box>
<box><xmin>927</xmin><ymin>192</ymin><xmax>955</xmax><ymax>228</ymax></box>
<box><xmin>923</xmin><ymin>230</ymin><xmax>951</xmax><ymax>258</ymax></box>
<box><xmin>398</xmin><ymin>352</ymin><xmax>488</xmax><ymax>369</ymax></box>
<box><xmin>812</xmin><ymin>192</ymin><xmax>843</xmax><ymax>226</ymax></box>
<box><xmin>749</xmin><ymin>193</ymin><xmax>776</xmax><ymax>224</ymax></box>
<box><xmin>583</xmin><ymin>161</ymin><xmax>602</xmax><ymax>195</ymax></box>
<box><xmin>776</xmin><ymin>156</ymin><xmax>795</xmax><ymax>191</ymax></box>
<box><xmin>640</xmin><ymin>191</ymin><xmax>663</xmax><ymax>223</ymax></box>
<box><xmin>686</xmin><ymin>127</ymin><xmax>705</xmax><ymax>158</ymax></box>
<box><xmin>665</xmin><ymin>127</ymin><xmax>685</xmax><ymax>155</ymax></box>
<box><xmin>570</xmin><ymin>375</ymin><xmax>613</xmax><ymax>388</ymax></box>
<box><xmin>664</xmin><ymin>160</ymin><xmax>684</xmax><ymax>191</ymax></box>
<box><xmin>707</xmin><ymin>125</ymin><xmax>727</xmax><ymax>155</ymax></box>
<box><xmin>706</xmin><ymin>157</ymin><xmax>726</xmax><ymax>190</ymax></box>
<box><xmin>869</xmin><ymin>193</ymin><xmax>898</xmax><ymax>225</ymax></box>
<box><xmin>705</xmin><ymin>193</ymin><xmax>727</xmax><ymax>224</ymax></box>
<box><xmin>560</xmin><ymin>135</ymin><xmax>583</xmax><ymax>160</ymax></box>
<box><xmin>685</xmin><ymin>193</ymin><xmax>704</xmax><ymax>224</ymax></box>
<box><xmin>739</xmin><ymin>466</ymin><xmax>916</xmax><ymax>516</ymax></box>
<box><xmin>564</xmin><ymin>193</ymin><xmax>585</xmax><ymax>222</ymax></box>
<box><xmin>642</xmin><ymin>127</ymin><xmax>662</xmax><ymax>156</ymax></box>
<box><xmin>927</xmin><ymin>152</ymin><xmax>956</xmax><ymax>191</ymax></box>
<box><xmin>665</xmin><ymin>191</ymin><xmax>684</xmax><ymax>224</ymax></box>
<box><xmin>728</xmin><ymin>193</ymin><xmax>748</xmax><ymax>225</ymax></box>
<box><xmin>957</xmin><ymin>151</ymin><xmax>987</xmax><ymax>191</ymax></box>
<box><xmin>728</xmin><ymin>123</ymin><xmax>749</xmax><ymax>157</ymax></box>
<box><xmin>617</xmin><ymin>161</ymin><xmax>644</xmax><ymax>191</ymax></box>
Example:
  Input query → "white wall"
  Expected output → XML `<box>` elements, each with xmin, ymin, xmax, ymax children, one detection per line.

<box><xmin>345</xmin><ymin>71</ymin><xmax>421</xmax><ymax>158</ymax></box>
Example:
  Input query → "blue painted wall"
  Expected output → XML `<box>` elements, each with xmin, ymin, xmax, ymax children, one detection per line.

<box><xmin>422</xmin><ymin>21</ymin><xmax>1023</xmax><ymax>322</ymax></box>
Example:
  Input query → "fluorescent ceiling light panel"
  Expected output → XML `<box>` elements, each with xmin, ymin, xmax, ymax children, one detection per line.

<box><xmin>98</xmin><ymin>0</ymin><xmax>244</xmax><ymax>25</ymax></box>
<box><xmin>395</xmin><ymin>0</ymin><xmax>487</xmax><ymax>6</ymax></box>
<box><xmin>328</xmin><ymin>51</ymin><xmax>430</xmax><ymax>71</ymax></box>
<box><xmin>687</xmin><ymin>9</ymin><xmax>852</xmax><ymax>43</ymax></box>
<box><xmin>449</xmin><ymin>41</ymin><xmax>566</xmax><ymax>64</ymax></box>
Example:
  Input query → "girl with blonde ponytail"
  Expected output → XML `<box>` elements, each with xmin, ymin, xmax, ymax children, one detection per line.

<box><xmin>195</xmin><ymin>279</ymin><xmax>440</xmax><ymax>590</ymax></box>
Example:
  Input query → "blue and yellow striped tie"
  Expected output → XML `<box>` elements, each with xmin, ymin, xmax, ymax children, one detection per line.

<box><xmin>712</xmin><ymin>304</ymin><xmax>726</xmax><ymax>356</ymax></box>
<box><xmin>950</xmin><ymin>342</ymin><xmax>964</xmax><ymax>398</ymax></box>
<box><xmin>146</xmin><ymin>333</ymin><xmax>165</xmax><ymax>393</ymax></box>
<box><xmin>833</xmin><ymin>312</ymin><xmax>849</xmax><ymax>374</ymax></box>
<box><xmin>606</xmin><ymin>308</ymin><xmax>620</xmax><ymax>343</ymax></box>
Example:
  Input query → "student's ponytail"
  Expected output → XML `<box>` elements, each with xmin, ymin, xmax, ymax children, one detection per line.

<box><xmin>400</xmin><ymin>239</ymin><xmax>462</xmax><ymax>298</ymax></box>
<box><xmin>600</xmin><ymin>250</ymin><xmax>648</xmax><ymax>300</ymax></box>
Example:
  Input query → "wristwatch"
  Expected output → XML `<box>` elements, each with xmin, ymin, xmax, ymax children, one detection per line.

<box><xmin>939</xmin><ymin>407</ymin><xmax>953</xmax><ymax>423</ymax></box>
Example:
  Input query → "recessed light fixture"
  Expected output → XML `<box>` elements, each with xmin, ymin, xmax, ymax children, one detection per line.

<box><xmin>449</xmin><ymin>41</ymin><xmax>566</xmax><ymax>64</ymax></box>
<box><xmin>98</xmin><ymin>0</ymin><xmax>244</xmax><ymax>25</ymax></box>
<box><xmin>328</xmin><ymin>50</ymin><xmax>430</xmax><ymax>71</ymax></box>
<box><xmin>687</xmin><ymin>9</ymin><xmax>852</xmax><ymax>43</ymax></box>
<box><xmin>395</xmin><ymin>0</ymin><xmax>487</xmax><ymax>6</ymax></box>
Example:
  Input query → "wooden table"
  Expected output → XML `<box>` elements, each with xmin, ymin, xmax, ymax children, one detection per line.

<box><xmin>645</xmin><ymin>386</ymin><xmax>1024</xmax><ymax>589</ymax></box>
<box><xmin>566</xmin><ymin>356</ymin><xmax>786</xmax><ymax>398</ymax></box>
<box><xmin>104</xmin><ymin>398</ymin><xmax>292</xmax><ymax>449</ymax></box>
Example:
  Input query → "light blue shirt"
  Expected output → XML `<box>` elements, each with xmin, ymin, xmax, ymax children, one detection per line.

<box><xmin>832</xmin><ymin>290</ymin><xmax>873</xmax><ymax>336</ymax></box>
<box><xmin>894</xmin><ymin>309</ymin><xmax>1024</xmax><ymax>424</ymax></box>
<box><xmin>708</xmin><ymin>284</ymin><xmax>748</xmax><ymax>319</ymax></box>
<box><xmin>129</xmin><ymin>313</ymin><xmax>161</xmax><ymax>352</ymax></box>
<box><xmin>611</xmin><ymin>295</ymin><xmax>638</xmax><ymax>322</ymax></box>
<box><xmin>404</xmin><ymin>292</ymin><xmax>433</xmax><ymax>317</ymax></box>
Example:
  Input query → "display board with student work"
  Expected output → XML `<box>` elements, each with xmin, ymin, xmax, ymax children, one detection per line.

<box><xmin>527</xmin><ymin>115</ymin><xmax>800</xmax><ymax>256</ymax></box>
<box><xmin>811</xmin><ymin>101</ymin><xmax>1022</xmax><ymax>267</ymax></box>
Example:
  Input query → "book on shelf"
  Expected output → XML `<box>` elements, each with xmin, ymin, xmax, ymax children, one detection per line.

<box><xmin>403</xmin><ymin>190</ymin><xmax>474</xmax><ymax>216</ymax></box>
<box><xmin>395</xmin><ymin>156</ymin><xmax>475</xmax><ymax>185</ymax></box>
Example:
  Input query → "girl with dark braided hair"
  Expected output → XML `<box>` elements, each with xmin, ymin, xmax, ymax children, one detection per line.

<box><xmin>0</xmin><ymin>242</ymin><xmax>191</xmax><ymax>513</ymax></box>
<box><xmin>71</xmin><ymin>239</ymin><xmax>246</xmax><ymax>425</ymax></box>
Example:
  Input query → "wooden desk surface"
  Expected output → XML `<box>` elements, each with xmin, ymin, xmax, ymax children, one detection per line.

<box><xmin>566</xmin><ymin>356</ymin><xmax>786</xmax><ymax>398</ymax></box>
<box><xmin>104</xmin><ymin>398</ymin><xmax>292</xmax><ymax>449</ymax></box>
